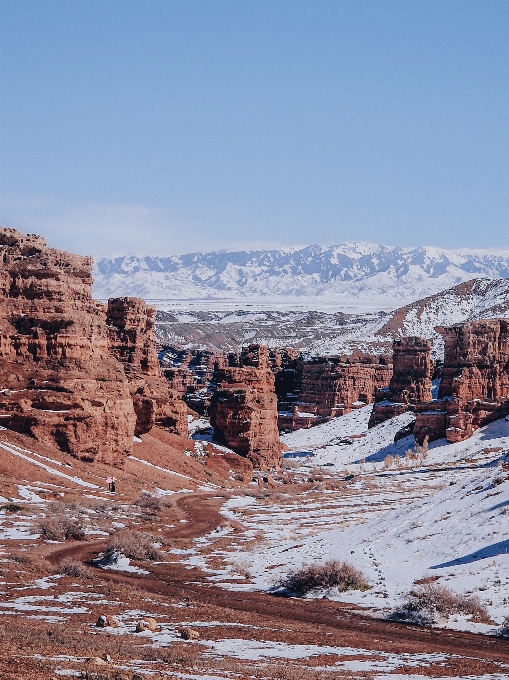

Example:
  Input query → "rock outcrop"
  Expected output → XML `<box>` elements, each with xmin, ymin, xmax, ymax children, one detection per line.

<box><xmin>0</xmin><ymin>228</ymin><xmax>136</xmax><ymax>463</ymax></box>
<box><xmin>209</xmin><ymin>344</ymin><xmax>282</xmax><ymax>469</ymax></box>
<box><xmin>279</xmin><ymin>352</ymin><xmax>392</xmax><ymax>431</ymax></box>
<box><xmin>368</xmin><ymin>337</ymin><xmax>433</xmax><ymax>429</ymax></box>
<box><xmin>0</xmin><ymin>227</ymin><xmax>186</xmax><ymax>463</ymax></box>
<box><xmin>370</xmin><ymin>323</ymin><xmax>509</xmax><ymax>444</ymax></box>
<box><xmin>107</xmin><ymin>298</ymin><xmax>187</xmax><ymax>437</ymax></box>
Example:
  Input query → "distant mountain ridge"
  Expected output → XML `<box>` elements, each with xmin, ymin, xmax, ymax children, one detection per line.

<box><xmin>93</xmin><ymin>242</ymin><xmax>509</xmax><ymax>312</ymax></box>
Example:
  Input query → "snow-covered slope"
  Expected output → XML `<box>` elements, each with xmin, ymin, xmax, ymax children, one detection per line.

<box><xmin>155</xmin><ymin>278</ymin><xmax>509</xmax><ymax>357</ymax></box>
<box><xmin>93</xmin><ymin>242</ymin><xmax>509</xmax><ymax>312</ymax></box>
<box><xmin>198</xmin><ymin>407</ymin><xmax>509</xmax><ymax>634</ymax></box>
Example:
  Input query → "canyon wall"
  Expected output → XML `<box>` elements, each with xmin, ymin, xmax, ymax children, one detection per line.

<box><xmin>209</xmin><ymin>344</ymin><xmax>282</xmax><ymax>469</ymax></box>
<box><xmin>0</xmin><ymin>227</ymin><xmax>186</xmax><ymax>464</ymax></box>
<box><xmin>279</xmin><ymin>352</ymin><xmax>392</xmax><ymax>431</ymax></box>
<box><xmin>369</xmin><ymin>324</ymin><xmax>509</xmax><ymax>444</ymax></box>
<box><xmin>107</xmin><ymin>298</ymin><xmax>187</xmax><ymax>437</ymax></box>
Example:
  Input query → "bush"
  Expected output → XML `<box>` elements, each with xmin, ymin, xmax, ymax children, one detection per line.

<box><xmin>390</xmin><ymin>583</ymin><xmax>491</xmax><ymax>626</ymax></box>
<box><xmin>105</xmin><ymin>528</ymin><xmax>162</xmax><ymax>561</ymax></box>
<box><xmin>54</xmin><ymin>558</ymin><xmax>90</xmax><ymax>578</ymax></box>
<box><xmin>277</xmin><ymin>559</ymin><xmax>369</xmax><ymax>597</ymax></box>
<box><xmin>36</xmin><ymin>514</ymin><xmax>86</xmax><ymax>542</ymax></box>
<box><xmin>134</xmin><ymin>491</ymin><xmax>163</xmax><ymax>515</ymax></box>
<box><xmin>0</xmin><ymin>503</ymin><xmax>25</xmax><ymax>513</ymax></box>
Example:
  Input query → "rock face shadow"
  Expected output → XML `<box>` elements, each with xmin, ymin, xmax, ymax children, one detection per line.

<box><xmin>431</xmin><ymin>539</ymin><xmax>509</xmax><ymax>569</ymax></box>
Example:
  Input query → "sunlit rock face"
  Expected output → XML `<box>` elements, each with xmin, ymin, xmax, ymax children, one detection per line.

<box><xmin>107</xmin><ymin>297</ymin><xmax>187</xmax><ymax>438</ymax></box>
<box><xmin>0</xmin><ymin>227</ymin><xmax>186</xmax><ymax>463</ymax></box>
<box><xmin>210</xmin><ymin>344</ymin><xmax>282</xmax><ymax>469</ymax></box>
<box><xmin>369</xmin><ymin>324</ymin><xmax>509</xmax><ymax>445</ymax></box>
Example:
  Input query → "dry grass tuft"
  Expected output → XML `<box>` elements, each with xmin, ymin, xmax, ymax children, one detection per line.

<box><xmin>106</xmin><ymin>528</ymin><xmax>163</xmax><ymax>561</ymax></box>
<box><xmin>390</xmin><ymin>582</ymin><xmax>491</xmax><ymax>625</ymax></box>
<box><xmin>54</xmin><ymin>557</ymin><xmax>91</xmax><ymax>578</ymax></box>
<box><xmin>277</xmin><ymin>559</ymin><xmax>369</xmax><ymax>596</ymax></box>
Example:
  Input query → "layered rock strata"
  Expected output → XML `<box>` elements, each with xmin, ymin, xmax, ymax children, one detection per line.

<box><xmin>209</xmin><ymin>344</ymin><xmax>282</xmax><ymax>468</ymax></box>
<box><xmin>0</xmin><ymin>227</ymin><xmax>186</xmax><ymax>463</ymax></box>
<box><xmin>279</xmin><ymin>353</ymin><xmax>392</xmax><ymax>431</ymax></box>
<box><xmin>0</xmin><ymin>228</ymin><xmax>135</xmax><ymax>463</ymax></box>
<box><xmin>370</xmin><ymin>323</ymin><xmax>509</xmax><ymax>444</ymax></box>
<box><xmin>368</xmin><ymin>337</ymin><xmax>433</xmax><ymax>429</ymax></box>
<box><xmin>107</xmin><ymin>298</ymin><xmax>187</xmax><ymax>437</ymax></box>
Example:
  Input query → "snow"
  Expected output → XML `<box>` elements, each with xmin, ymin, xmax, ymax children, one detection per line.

<box><xmin>182</xmin><ymin>409</ymin><xmax>509</xmax><ymax>633</ymax></box>
<box><xmin>0</xmin><ymin>441</ymin><xmax>99</xmax><ymax>489</ymax></box>
<box><xmin>93</xmin><ymin>243</ymin><xmax>509</xmax><ymax>314</ymax></box>
<box><xmin>94</xmin><ymin>549</ymin><xmax>149</xmax><ymax>575</ymax></box>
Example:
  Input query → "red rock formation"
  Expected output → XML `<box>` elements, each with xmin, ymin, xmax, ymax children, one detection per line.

<box><xmin>368</xmin><ymin>336</ymin><xmax>433</xmax><ymax>431</ymax></box>
<box><xmin>279</xmin><ymin>352</ymin><xmax>392</xmax><ymax>431</ymax></box>
<box><xmin>209</xmin><ymin>344</ymin><xmax>282</xmax><ymax>469</ymax></box>
<box><xmin>107</xmin><ymin>298</ymin><xmax>187</xmax><ymax>437</ymax></box>
<box><xmin>389</xmin><ymin>337</ymin><xmax>433</xmax><ymax>404</ymax></box>
<box><xmin>0</xmin><ymin>228</ymin><xmax>136</xmax><ymax>463</ymax></box>
<box><xmin>436</xmin><ymin>320</ymin><xmax>509</xmax><ymax>442</ymax></box>
<box><xmin>371</xmin><ymin>323</ymin><xmax>509</xmax><ymax>445</ymax></box>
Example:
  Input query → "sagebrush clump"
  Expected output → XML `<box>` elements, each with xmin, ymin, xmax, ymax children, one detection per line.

<box><xmin>105</xmin><ymin>528</ymin><xmax>162</xmax><ymax>561</ymax></box>
<box><xmin>277</xmin><ymin>559</ymin><xmax>369</xmax><ymax>596</ymax></box>
<box><xmin>390</xmin><ymin>582</ymin><xmax>490</xmax><ymax>626</ymax></box>
<box><xmin>54</xmin><ymin>558</ymin><xmax>90</xmax><ymax>578</ymax></box>
<box><xmin>36</xmin><ymin>513</ymin><xmax>86</xmax><ymax>542</ymax></box>
<box><xmin>134</xmin><ymin>491</ymin><xmax>163</xmax><ymax>515</ymax></box>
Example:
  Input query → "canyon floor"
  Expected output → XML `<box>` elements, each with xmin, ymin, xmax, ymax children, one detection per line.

<box><xmin>1</xmin><ymin>409</ymin><xmax>509</xmax><ymax>680</ymax></box>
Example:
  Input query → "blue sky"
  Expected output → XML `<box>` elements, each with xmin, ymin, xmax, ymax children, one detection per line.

<box><xmin>1</xmin><ymin>0</ymin><xmax>508</xmax><ymax>256</ymax></box>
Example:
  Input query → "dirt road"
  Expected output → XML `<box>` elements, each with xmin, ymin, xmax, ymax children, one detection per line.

<box><xmin>47</xmin><ymin>492</ymin><xmax>509</xmax><ymax>672</ymax></box>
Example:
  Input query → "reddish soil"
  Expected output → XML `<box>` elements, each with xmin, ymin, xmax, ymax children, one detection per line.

<box><xmin>45</xmin><ymin>492</ymin><xmax>509</xmax><ymax>669</ymax></box>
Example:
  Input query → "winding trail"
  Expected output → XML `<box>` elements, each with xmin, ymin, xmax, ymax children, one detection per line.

<box><xmin>47</xmin><ymin>492</ymin><xmax>509</xmax><ymax>670</ymax></box>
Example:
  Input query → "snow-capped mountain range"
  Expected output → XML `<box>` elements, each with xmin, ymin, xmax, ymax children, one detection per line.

<box><xmin>93</xmin><ymin>242</ymin><xmax>509</xmax><ymax>312</ymax></box>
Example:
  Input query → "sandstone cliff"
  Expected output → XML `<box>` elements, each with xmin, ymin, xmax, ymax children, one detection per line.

<box><xmin>107</xmin><ymin>297</ymin><xmax>187</xmax><ymax>437</ymax></box>
<box><xmin>279</xmin><ymin>352</ymin><xmax>392</xmax><ymax>431</ymax></box>
<box><xmin>369</xmin><ymin>324</ymin><xmax>509</xmax><ymax>445</ymax></box>
<box><xmin>209</xmin><ymin>344</ymin><xmax>282</xmax><ymax>469</ymax></box>
<box><xmin>0</xmin><ymin>227</ymin><xmax>186</xmax><ymax>464</ymax></box>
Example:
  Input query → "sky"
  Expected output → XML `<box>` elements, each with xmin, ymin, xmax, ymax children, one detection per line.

<box><xmin>1</xmin><ymin>0</ymin><xmax>508</xmax><ymax>257</ymax></box>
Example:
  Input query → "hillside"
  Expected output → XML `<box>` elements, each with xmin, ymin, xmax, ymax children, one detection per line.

<box><xmin>93</xmin><ymin>242</ymin><xmax>509</xmax><ymax>312</ymax></box>
<box><xmin>155</xmin><ymin>277</ymin><xmax>509</xmax><ymax>358</ymax></box>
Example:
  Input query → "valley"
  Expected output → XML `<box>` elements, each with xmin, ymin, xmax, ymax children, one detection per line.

<box><xmin>1</xmin><ymin>227</ymin><xmax>509</xmax><ymax>680</ymax></box>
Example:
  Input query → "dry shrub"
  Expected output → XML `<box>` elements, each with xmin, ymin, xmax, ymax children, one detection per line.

<box><xmin>390</xmin><ymin>582</ymin><xmax>491</xmax><ymax>625</ymax></box>
<box><xmin>54</xmin><ymin>557</ymin><xmax>91</xmax><ymax>578</ymax></box>
<box><xmin>134</xmin><ymin>491</ymin><xmax>163</xmax><ymax>515</ymax></box>
<box><xmin>231</xmin><ymin>558</ymin><xmax>252</xmax><ymax>579</ymax></box>
<box><xmin>277</xmin><ymin>559</ymin><xmax>369</xmax><ymax>596</ymax></box>
<box><xmin>9</xmin><ymin>553</ymin><xmax>32</xmax><ymax>564</ymax></box>
<box><xmin>0</xmin><ymin>502</ymin><xmax>25</xmax><ymax>513</ymax></box>
<box><xmin>36</xmin><ymin>513</ymin><xmax>86</xmax><ymax>541</ymax></box>
<box><xmin>106</xmin><ymin>528</ymin><xmax>162</xmax><ymax>561</ymax></box>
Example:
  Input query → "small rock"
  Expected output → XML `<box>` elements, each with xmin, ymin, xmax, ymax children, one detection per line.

<box><xmin>96</xmin><ymin>614</ymin><xmax>108</xmax><ymax>628</ymax></box>
<box><xmin>102</xmin><ymin>653</ymin><xmax>112</xmax><ymax>662</ymax></box>
<box><xmin>179</xmin><ymin>626</ymin><xmax>200</xmax><ymax>640</ymax></box>
<box><xmin>146</xmin><ymin>617</ymin><xmax>157</xmax><ymax>632</ymax></box>
<box><xmin>96</xmin><ymin>613</ymin><xmax>118</xmax><ymax>628</ymax></box>
<box><xmin>87</xmin><ymin>657</ymin><xmax>107</xmax><ymax>666</ymax></box>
